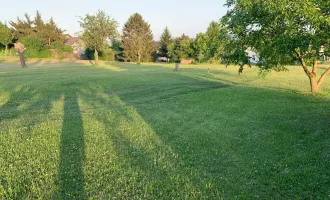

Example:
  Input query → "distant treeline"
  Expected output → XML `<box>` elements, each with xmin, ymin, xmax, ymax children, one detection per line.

<box><xmin>0</xmin><ymin>11</ymin><xmax>228</xmax><ymax>63</ymax></box>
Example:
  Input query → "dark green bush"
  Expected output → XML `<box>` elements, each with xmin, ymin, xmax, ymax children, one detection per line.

<box><xmin>85</xmin><ymin>48</ymin><xmax>94</xmax><ymax>60</ymax></box>
<box><xmin>99</xmin><ymin>46</ymin><xmax>115</xmax><ymax>61</ymax></box>
<box><xmin>86</xmin><ymin>45</ymin><xmax>115</xmax><ymax>61</ymax></box>
<box><xmin>38</xmin><ymin>49</ymin><xmax>52</xmax><ymax>58</ymax></box>
<box><xmin>50</xmin><ymin>41</ymin><xmax>74</xmax><ymax>59</ymax></box>
<box><xmin>24</xmin><ymin>49</ymin><xmax>51</xmax><ymax>58</ymax></box>
<box><xmin>63</xmin><ymin>46</ymin><xmax>73</xmax><ymax>53</ymax></box>
<box><xmin>20</xmin><ymin>35</ymin><xmax>52</xmax><ymax>58</ymax></box>
<box><xmin>21</xmin><ymin>36</ymin><xmax>45</xmax><ymax>51</ymax></box>
<box><xmin>51</xmin><ymin>41</ymin><xmax>73</xmax><ymax>53</ymax></box>
<box><xmin>50</xmin><ymin>41</ymin><xmax>64</xmax><ymax>50</ymax></box>
<box><xmin>0</xmin><ymin>48</ymin><xmax>17</xmax><ymax>56</ymax></box>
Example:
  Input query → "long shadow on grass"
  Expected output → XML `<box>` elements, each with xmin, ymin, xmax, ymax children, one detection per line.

<box><xmin>76</xmin><ymin>64</ymin><xmax>330</xmax><ymax>198</ymax></box>
<box><xmin>78</xmin><ymin>74</ymin><xmax>231</xmax><ymax>198</ymax></box>
<box><xmin>0</xmin><ymin>86</ymin><xmax>59</xmax><ymax>125</ymax></box>
<box><xmin>110</xmin><ymin>71</ymin><xmax>330</xmax><ymax>198</ymax></box>
<box><xmin>1</xmin><ymin>62</ymin><xmax>330</xmax><ymax>198</ymax></box>
<box><xmin>79</xmin><ymin>94</ymin><xmax>216</xmax><ymax>198</ymax></box>
<box><xmin>59</xmin><ymin>92</ymin><xmax>85</xmax><ymax>199</ymax></box>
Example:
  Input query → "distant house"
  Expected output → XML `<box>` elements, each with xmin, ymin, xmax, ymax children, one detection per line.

<box><xmin>65</xmin><ymin>37</ymin><xmax>86</xmax><ymax>58</ymax></box>
<box><xmin>320</xmin><ymin>46</ymin><xmax>329</xmax><ymax>61</ymax></box>
<box><xmin>246</xmin><ymin>48</ymin><xmax>259</xmax><ymax>64</ymax></box>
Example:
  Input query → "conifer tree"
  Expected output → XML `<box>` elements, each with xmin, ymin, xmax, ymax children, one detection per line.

<box><xmin>122</xmin><ymin>13</ymin><xmax>154</xmax><ymax>63</ymax></box>
<box><xmin>9</xmin><ymin>13</ymin><xmax>34</xmax><ymax>40</ymax></box>
<box><xmin>158</xmin><ymin>27</ymin><xmax>173</xmax><ymax>60</ymax></box>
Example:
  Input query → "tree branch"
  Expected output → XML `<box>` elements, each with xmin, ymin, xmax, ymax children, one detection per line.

<box><xmin>317</xmin><ymin>66</ymin><xmax>330</xmax><ymax>88</ymax></box>
<box><xmin>312</xmin><ymin>58</ymin><xmax>318</xmax><ymax>74</ymax></box>
<box><xmin>295</xmin><ymin>49</ymin><xmax>311</xmax><ymax>76</ymax></box>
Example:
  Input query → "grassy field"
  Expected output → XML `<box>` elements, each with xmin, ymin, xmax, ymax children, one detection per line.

<box><xmin>0</xmin><ymin>60</ymin><xmax>329</xmax><ymax>199</ymax></box>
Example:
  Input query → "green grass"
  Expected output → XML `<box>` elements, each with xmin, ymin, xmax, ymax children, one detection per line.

<box><xmin>0</xmin><ymin>60</ymin><xmax>329</xmax><ymax>199</ymax></box>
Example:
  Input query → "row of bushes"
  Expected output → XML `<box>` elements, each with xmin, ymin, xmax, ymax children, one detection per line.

<box><xmin>0</xmin><ymin>48</ymin><xmax>17</xmax><ymax>57</ymax></box>
<box><xmin>85</xmin><ymin>46</ymin><xmax>116</xmax><ymax>61</ymax></box>
<box><xmin>19</xmin><ymin>35</ymin><xmax>73</xmax><ymax>59</ymax></box>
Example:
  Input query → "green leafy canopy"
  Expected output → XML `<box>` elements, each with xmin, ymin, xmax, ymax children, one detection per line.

<box><xmin>79</xmin><ymin>10</ymin><xmax>119</xmax><ymax>51</ymax></box>
<box><xmin>0</xmin><ymin>22</ymin><xmax>13</xmax><ymax>47</ymax></box>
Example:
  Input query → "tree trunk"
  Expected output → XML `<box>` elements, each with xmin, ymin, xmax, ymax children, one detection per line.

<box><xmin>174</xmin><ymin>63</ymin><xmax>180</xmax><ymax>72</ymax></box>
<box><xmin>18</xmin><ymin>51</ymin><xmax>27</xmax><ymax>68</ymax></box>
<box><xmin>309</xmin><ymin>75</ymin><xmax>319</xmax><ymax>94</ymax></box>
<box><xmin>14</xmin><ymin>42</ymin><xmax>27</xmax><ymax>68</ymax></box>
<box><xmin>5</xmin><ymin>45</ymin><xmax>8</xmax><ymax>57</ymax></box>
<box><xmin>137</xmin><ymin>52</ymin><xmax>141</xmax><ymax>64</ymax></box>
<box><xmin>238</xmin><ymin>64</ymin><xmax>244</xmax><ymax>75</ymax></box>
<box><xmin>94</xmin><ymin>49</ymin><xmax>99</xmax><ymax>65</ymax></box>
<box><xmin>295</xmin><ymin>50</ymin><xmax>324</xmax><ymax>94</ymax></box>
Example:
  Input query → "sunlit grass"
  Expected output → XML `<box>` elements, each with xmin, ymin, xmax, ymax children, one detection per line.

<box><xmin>0</xmin><ymin>60</ymin><xmax>329</xmax><ymax>199</ymax></box>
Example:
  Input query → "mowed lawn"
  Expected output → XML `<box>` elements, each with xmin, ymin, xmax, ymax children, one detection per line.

<box><xmin>0</xmin><ymin>60</ymin><xmax>329</xmax><ymax>199</ymax></box>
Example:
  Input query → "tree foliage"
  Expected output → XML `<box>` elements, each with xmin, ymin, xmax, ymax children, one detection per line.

<box><xmin>204</xmin><ymin>21</ymin><xmax>223</xmax><ymax>62</ymax></box>
<box><xmin>168</xmin><ymin>34</ymin><xmax>194</xmax><ymax>63</ymax></box>
<box><xmin>223</xmin><ymin>0</ymin><xmax>330</xmax><ymax>93</ymax></box>
<box><xmin>112</xmin><ymin>39</ymin><xmax>125</xmax><ymax>61</ymax></box>
<box><xmin>194</xmin><ymin>21</ymin><xmax>225</xmax><ymax>63</ymax></box>
<box><xmin>0</xmin><ymin>22</ymin><xmax>12</xmax><ymax>50</ymax></box>
<box><xmin>122</xmin><ymin>13</ymin><xmax>154</xmax><ymax>63</ymax></box>
<box><xmin>44</xmin><ymin>18</ymin><xmax>65</xmax><ymax>45</ymax></box>
<box><xmin>79</xmin><ymin>10</ymin><xmax>118</xmax><ymax>65</ymax></box>
<box><xmin>10</xmin><ymin>11</ymin><xmax>65</xmax><ymax>46</ymax></box>
<box><xmin>219</xmin><ymin>27</ymin><xmax>252</xmax><ymax>74</ymax></box>
<box><xmin>20</xmin><ymin>35</ymin><xmax>45</xmax><ymax>51</ymax></box>
<box><xmin>158</xmin><ymin>27</ymin><xmax>173</xmax><ymax>59</ymax></box>
<box><xmin>9</xmin><ymin>13</ymin><xmax>34</xmax><ymax>40</ymax></box>
<box><xmin>194</xmin><ymin>33</ymin><xmax>208</xmax><ymax>62</ymax></box>
<box><xmin>20</xmin><ymin>35</ymin><xmax>51</xmax><ymax>58</ymax></box>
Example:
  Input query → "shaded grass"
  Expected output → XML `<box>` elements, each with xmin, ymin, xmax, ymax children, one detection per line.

<box><xmin>0</xmin><ymin>61</ymin><xmax>329</xmax><ymax>199</ymax></box>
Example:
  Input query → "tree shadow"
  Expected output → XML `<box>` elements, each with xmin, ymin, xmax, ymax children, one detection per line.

<box><xmin>27</xmin><ymin>59</ymin><xmax>43</xmax><ymax>67</ymax></box>
<box><xmin>1</xmin><ymin>62</ymin><xmax>330</xmax><ymax>198</ymax></box>
<box><xmin>0</xmin><ymin>86</ymin><xmax>58</xmax><ymax>125</ymax></box>
<box><xmin>0</xmin><ymin>80</ymin><xmax>85</xmax><ymax>199</ymax></box>
<box><xmin>78</xmin><ymin>84</ymin><xmax>225</xmax><ymax>198</ymax></box>
<box><xmin>88</xmin><ymin>60</ymin><xmax>94</xmax><ymax>65</ymax></box>
<box><xmin>59</xmin><ymin>92</ymin><xmax>85</xmax><ymax>199</ymax></box>
<box><xmin>111</xmin><ymin>71</ymin><xmax>330</xmax><ymax>198</ymax></box>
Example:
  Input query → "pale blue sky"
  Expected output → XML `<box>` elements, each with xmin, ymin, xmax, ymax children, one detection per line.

<box><xmin>2</xmin><ymin>0</ymin><xmax>228</xmax><ymax>40</ymax></box>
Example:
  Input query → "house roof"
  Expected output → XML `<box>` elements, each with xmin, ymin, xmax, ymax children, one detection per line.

<box><xmin>65</xmin><ymin>37</ymin><xmax>80</xmax><ymax>46</ymax></box>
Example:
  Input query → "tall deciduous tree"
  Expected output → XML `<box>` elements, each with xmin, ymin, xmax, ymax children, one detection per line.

<box><xmin>168</xmin><ymin>34</ymin><xmax>194</xmax><ymax>63</ymax></box>
<box><xmin>205</xmin><ymin>21</ymin><xmax>222</xmax><ymax>63</ymax></box>
<box><xmin>122</xmin><ymin>13</ymin><xmax>154</xmax><ymax>64</ymax></box>
<box><xmin>223</xmin><ymin>0</ymin><xmax>330</xmax><ymax>93</ymax></box>
<box><xmin>158</xmin><ymin>27</ymin><xmax>173</xmax><ymax>60</ymax></box>
<box><xmin>0</xmin><ymin>22</ymin><xmax>12</xmax><ymax>52</ymax></box>
<box><xmin>79</xmin><ymin>10</ymin><xmax>118</xmax><ymax>65</ymax></box>
<box><xmin>194</xmin><ymin>33</ymin><xmax>208</xmax><ymax>62</ymax></box>
<box><xmin>194</xmin><ymin>21</ymin><xmax>224</xmax><ymax>63</ymax></box>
